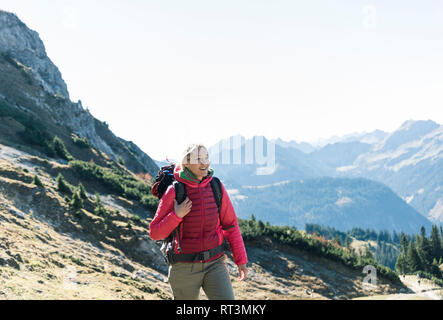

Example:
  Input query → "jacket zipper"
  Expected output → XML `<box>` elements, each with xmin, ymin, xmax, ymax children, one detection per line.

<box><xmin>199</xmin><ymin>185</ymin><xmax>204</xmax><ymax>254</ymax></box>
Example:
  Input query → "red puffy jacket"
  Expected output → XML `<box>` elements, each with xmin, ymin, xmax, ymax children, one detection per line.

<box><xmin>149</xmin><ymin>165</ymin><xmax>248</xmax><ymax>265</ymax></box>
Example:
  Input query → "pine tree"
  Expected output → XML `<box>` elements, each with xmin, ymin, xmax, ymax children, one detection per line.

<box><xmin>94</xmin><ymin>192</ymin><xmax>107</xmax><ymax>217</ymax></box>
<box><xmin>56</xmin><ymin>173</ymin><xmax>73</xmax><ymax>195</ymax></box>
<box><xmin>78</xmin><ymin>182</ymin><xmax>87</xmax><ymax>200</ymax></box>
<box><xmin>32</xmin><ymin>174</ymin><xmax>44</xmax><ymax>188</ymax></box>
<box><xmin>117</xmin><ymin>155</ymin><xmax>125</xmax><ymax>166</ymax></box>
<box><xmin>258</xmin><ymin>220</ymin><xmax>265</xmax><ymax>232</ymax></box>
<box><xmin>395</xmin><ymin>252</ymin><xmax>407</xmax><ymax>275</ymax></box>
<box><xmin>345</xmin><ymin>235</ymin><xmax>351</xmax><ymax>249</ymax></box>
<box><xmin>406</xmin><ymin>240</ymin><xmax>422</xmax><ymax>273</ymax></box>
<box><xmin>53</xmin><ymin>136</ymin><xmax>73</xmax><ymax>161</ymax></box>
<box><xmin>430</xmin><ymin>225</ymin><xmax>442</xmax><ymax>261</ymax></box>
<box><xmin>400</xmin><ymin>233</ymin><xmax>408</xmax><ymax>255</ymax></box>
<box><xmin>70</xmin><ymin>190</ymin><xmax>84</xmax><ymax>211</ymax></box>
<box><xmin>394</xmin><ymin>233</ymin><xmax>409</xmax><ymax>274</ymax></box>
<box><xmin>417</xmin><ymin>226</ymin><xmax>432</xmax><ymax>270</ymax></box>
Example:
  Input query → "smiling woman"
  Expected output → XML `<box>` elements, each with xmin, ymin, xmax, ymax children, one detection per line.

<box><xmin>149</xmin><ymin>143</ymin><xmax>248</xmax><ymax>300</ymax></box>
<box><xmin>180</xmin><ymin>144</ymin><xmax>211</xmax><ymax>181</ymax></box>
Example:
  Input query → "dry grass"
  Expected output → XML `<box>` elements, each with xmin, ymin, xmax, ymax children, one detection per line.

<box><xmin>0</xmin><ymin>205</ymin><xmax>171</xmax><ymax>300</ymax></box>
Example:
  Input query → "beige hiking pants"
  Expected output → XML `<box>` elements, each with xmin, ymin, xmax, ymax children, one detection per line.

<box><xmin>167</xmin><ymin>255</ymin><xmax>235</xmax><ymax>300</ymax></box>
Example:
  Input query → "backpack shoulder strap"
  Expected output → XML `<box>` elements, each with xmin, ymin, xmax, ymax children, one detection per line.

<box><xmin>210</xmin><ymin>176</ymin><xmax>222</xmax><ymax>213</ymax></box>
<box><xmin>172</xmin><ymin>180</ymin><xmax>186</xmax><ymax>204</ymax></box>
<box><xmin>210</xmin><ymin>177</ymin><xmax>234</xmax><ymax>249</ymax></box>
<box><xmin>169</xmin><ymin>180</ymin><xmax>186</xmax><ymax>253</ymax></box>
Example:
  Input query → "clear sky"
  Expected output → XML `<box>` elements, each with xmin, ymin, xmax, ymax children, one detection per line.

<box><xmin>2</xmin><ymin>1</ymin><xmax>443</xmax><ymax>161</ymax></box>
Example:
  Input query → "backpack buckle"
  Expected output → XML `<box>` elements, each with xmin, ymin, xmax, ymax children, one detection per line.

<box><xmin>198</xmin><ymin>250</ymin><xmax>211</xmax><ymax>262</ymax></box>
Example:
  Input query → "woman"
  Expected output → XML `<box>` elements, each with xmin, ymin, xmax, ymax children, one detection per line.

<box><xmin>149</xmin><ymin>144</ymin><xmax>248</xmax><ymax>300</ymax></box>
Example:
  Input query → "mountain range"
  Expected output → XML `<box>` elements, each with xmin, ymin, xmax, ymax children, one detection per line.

<box><xmin>205</xmin><ymin>120</ymin><xmax>443</xmax><ymax>232</ymax></box>
<box><xmin>230</xmin><ymin>177</ymin><xmax>432</xmax><ymax>234</ymax></box>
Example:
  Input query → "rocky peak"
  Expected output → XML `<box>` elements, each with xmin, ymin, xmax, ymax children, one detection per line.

<box><xmin>0</xmin><ymin>10</ymin><xmax>69</xmax><ymax>99</ymax></box>
<box><xmin>373</xmin><ymin>119</ymin><xmax>440</xmax><ymax>153</ymax></box>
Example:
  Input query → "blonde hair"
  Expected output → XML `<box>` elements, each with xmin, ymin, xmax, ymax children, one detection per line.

<box><xmin>180</xmin><ymin>144</ymin><xmax>208</xmax><ymax>168</ymax></box>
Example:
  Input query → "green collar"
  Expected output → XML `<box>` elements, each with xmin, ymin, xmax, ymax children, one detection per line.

<box><xmin>179</xmin><ymin>167</ymin><xmax>214</xmax><ymax>184</ymax></box>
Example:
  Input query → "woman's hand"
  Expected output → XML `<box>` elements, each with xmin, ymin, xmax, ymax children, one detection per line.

<box><xmin>174</xmin><ymin>197</ymin><xmax>192</xmax><ymax>218</ymax></box>
<box><xmin>237</xmin><ymin>264</ymin><xmax>248</xmax><ymax>281</ymax></box>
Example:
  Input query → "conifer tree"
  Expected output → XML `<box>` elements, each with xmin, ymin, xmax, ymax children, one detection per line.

<box><xmin>430</xmin><ymin>225</ymin><xmax>442</xmax><ymax>261</ymax></box>
<box><xmin>395</xmin><ymin>252</ymin><xmax>407</xmax><ymax>274</ymax></box>
<box><xmin>94</xmin><ymin>192</ymin><xmax>107</xmax><ymax>217</ymax></box>
<box><xmin>406</xmin><ymin>240</ymin><xmax>422</xmax><ymax>273</ymax></box>
<box><xmin>417</xmin><ymin>227</ymin><xmax>432</xmax><ymax>269</ymax></box>
<box><xmin>53</xmin><ymin>136</ymin><xmax>73</xmax><ymax>161</ymax></box>
<box><xmin>78</xmin><ymin>182</ymin><xmax>87</xmax><ymax>200</ymax></box>
<box><xmin>70</xmin><ymin>190</ymin><xmax>84</xmax><ymax>211</ymax></box>
<box><xmin>32</xmin><ymin>174</ymin><xmax>44</xmax><ymax>188</ymax></box>
<box><xmin>56</xmin><ymin>173</ymin><xmax>73</xmax><ymax>195</ymax></box>
<box><xmin>345</xmin><ymin>235</ymin><xmax>351</xmax><ymax>249</ymax></box>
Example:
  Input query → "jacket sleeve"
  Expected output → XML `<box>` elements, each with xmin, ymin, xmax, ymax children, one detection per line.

<box><xmin>149</xmin><ymin>185</ymin><xmax>183</xmax><ymax>241</ymax></box>
<box><xmin>219</xmin><ymin>182</ymin><xmax>248</xmax><ymax>266</ymax></box>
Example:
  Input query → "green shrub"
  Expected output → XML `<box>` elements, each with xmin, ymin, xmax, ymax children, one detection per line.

<box><xmin>94</xmin><ymin>192</ymin><xmax>108</xmax><ymax>217</ymax></box>
<box><xmin>141</xmin><ymin>194</ymin><xmax>159</xmax><ymax>212</ymax></box>
<box><xmin>238</xmin><ymin>216</ymin><xmax>401</xmax><ymax>284</ymax></box>
<box><xmin>123</xmin><ymin>186</ymin><xmax>141</xmax><ymax>200</ymax></box>
<box><xmin>130</xmin><ymin>214</ymin><xmax>141</xmax><ymax>223</ymax></box>
<box><xmin>56</xmin><ymin>173</ymin><xmax>73</xmax><ymax>195</ymax></box>
<box><xmin>117</xmin><ymin>155</ymin><xmax>125</xmax><ymax>166</ymax></box>
<box><xmin>53</xmin><ymin>136</ymin><xmax>73</xmax><ymax>161</ymax></box>
<box><xmin>72</xmin><ymin>135</ymin><xmax>91</xmax><ymax>149</ymax></box>
<box><xmin>77</xmin><ymin>182</ymin><xmax>87</xmax><ymax>200</ymax></box>
<box><xmin>32</xmin><ymin>174</ymin><xmax>44</xmax><ymax>188</ymax></box>
<box><xmin>69</xmin><ymin>190</ymin><xmax>84</xmax><ymax>211</ymax></box>
<box><xmin>0</xmin><ymin>100</ymin><xmax>56</xmax><ymax>154</ymax></box>
<box><xmin>68</xmin><ymin>159</ymin><xmax>151</xmax><ymax>203</ymax></box>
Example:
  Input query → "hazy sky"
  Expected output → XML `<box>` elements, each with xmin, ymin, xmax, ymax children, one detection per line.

<box><xmin>2</xmin><ymin>1</ymin><xmax>443</xmax><ymax>160</ymax></box>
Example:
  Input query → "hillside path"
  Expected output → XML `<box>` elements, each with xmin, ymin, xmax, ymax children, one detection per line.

<box><xmin>356</xmin><ymin>275</ymin><xmax>442</xmax><ymax>300</ymax></box>
<box><xmin>391</xmin><ymin>275</ymin><xmax>442</xmax><ymax>300</ymax></box>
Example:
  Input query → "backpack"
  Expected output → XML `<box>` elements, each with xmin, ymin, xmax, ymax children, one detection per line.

<box><xmin>151</xmin><ymin>163</ymin><xmax>226</xmax><ymax>264</ymax></box>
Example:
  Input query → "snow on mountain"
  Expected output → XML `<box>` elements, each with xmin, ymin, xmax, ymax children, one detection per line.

<box><xmin>336</xmin><ymin>120</ymin><xmax>443</xmax><ymax>223</ymax></box>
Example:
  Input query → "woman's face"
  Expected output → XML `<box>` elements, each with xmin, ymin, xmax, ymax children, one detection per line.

<box><xmin>185</xmin><ymin>147</ymin><xmax>210</xmax><ymax>180</ymax></box>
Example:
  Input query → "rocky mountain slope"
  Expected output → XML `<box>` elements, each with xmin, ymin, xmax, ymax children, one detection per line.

<box><xmin>0</xmin><ymin>10</ymin><xmax>158</xmax><ymax>178</ymax></box>
<box><xmin>335</xmin><ymin>120</ymin><xmax>443</xmax><ymax>224</ymax></box>
<box><xmin>0</xmin><ymin>10</ymin><xmax>69</xmax><ymax>99</ymax></box>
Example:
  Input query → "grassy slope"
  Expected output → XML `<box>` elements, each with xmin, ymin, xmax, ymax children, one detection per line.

<box><xmin>0</xmin><ymin>148</ymin><xmax>411</xmax><ymax>300</ymax></box>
